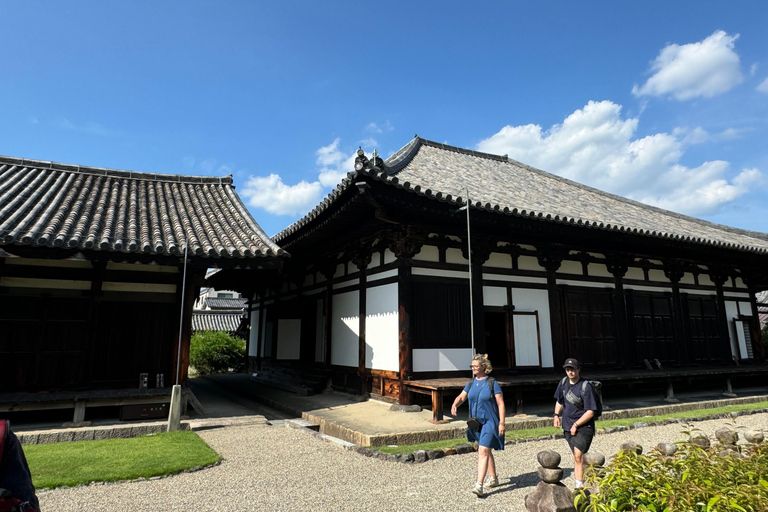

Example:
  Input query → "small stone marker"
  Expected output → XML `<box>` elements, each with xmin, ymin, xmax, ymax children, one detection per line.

<box><xmin>619</xmin><ymin>441</ymin><xmax>642</xmax><ymax>454</ymax></box>
<box><xmin>715</xmin><ymin>428</ymin><xmax>738</xmax><ymax>445</ymax></box>
<box><xmin>537</xmin><ymin>450</ymin><xmax>561</xmax><ymax>469</ymax></box>
<box><xmin>656</xmin><ymin>442</ymin><xmax>677</xmax><ymax>456</ymax></box>
<box><xmin>689</xmin><ymin>434</ymin><xmax>710</xmax><ymax>449</ymax></box>
<box><xmin>525</xmin><ymin>451</ymin><xmax>575</xmax><ymax>512</ymax></box>
<box><xmin>744</xmin><ymin>431</ymin><xmax>764</xmax><ymax>444</ymax></box>
<box><xmin>582</xmin><ymin>451</ymin><xmax>605</xmax><ymax>467</ymax></box>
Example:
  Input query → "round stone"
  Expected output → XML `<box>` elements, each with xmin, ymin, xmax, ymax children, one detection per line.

<box><xmin>583</xmin><ymin>451</ymin><xmax>605</xmax><ymax>467</ymax></box>
<box><xmin>656</xmin><ymin>442</ymin><xmax>678</xmax><ymax>456</ymax></box>
<box><xmin>620</xmin><ymin>441</ymin><xmax>642</xmax><ymax>454</ymax></box>
<box><xmin>744</xmin><ymin>431</ymin><xmax>765</xmax><ymax>444</ymax></box>
<box><xmin>538</xmin><ymin>466</ymin><xmax>564</xmax><ymax>483</ymax></box>
<box><xmin>690</xmin><ymin>435</ymin><xmax>711</xmax><ymax>449</ymax></box>
<box><xmin>715</xmin><ymin>428</ymin><xmax>738</xmax><ymax>445</ymax></box>
<box><xmin>536</xmin><ymin>450</ymin><xmax>561</xmax><ymax>469</ymax></box>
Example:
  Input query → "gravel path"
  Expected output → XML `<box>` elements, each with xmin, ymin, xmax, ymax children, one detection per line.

<box><xmin>39</xmin><ymin>412</ymin><xmax>768</xmax><ymax>512</ymax></box>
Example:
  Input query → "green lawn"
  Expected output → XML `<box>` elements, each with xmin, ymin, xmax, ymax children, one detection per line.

<box><xmin>374</xmin><ymin>399</ymin><xmax>768</xmax><ymax>455</ymax></box>
<box><xmin>25</xmin><ymin>430</ymin><xmax>221</xmax><ymax>489</ymax></box>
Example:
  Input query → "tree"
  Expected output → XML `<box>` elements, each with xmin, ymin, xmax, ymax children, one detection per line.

<box><xmin>190</xmin><ymin>331</ymin><xmax>245</xmax><ymax>375</ymax></box>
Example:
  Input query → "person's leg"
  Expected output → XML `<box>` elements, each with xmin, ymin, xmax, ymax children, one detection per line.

<box><xmin>476</xmin><ymin>445</ymin><xmax>491</xmax><ymax>483</ymax></box>
<box><xmin>487</xmin><ymin>450</ymin><xmax>497</xmax><ymax>478</ymax></box>
<box><xmin>573</xmin><ymin>446</ymin><xmax>585</xmax><ymax>482</ymax></box>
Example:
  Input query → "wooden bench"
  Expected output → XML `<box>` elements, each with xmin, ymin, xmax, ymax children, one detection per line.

<box><xmin>0</xmin><ymin>387</ymin><xmax>192</xmax><ymax>426</ymax></box>
<box><xmin>404</xmin><ymin>365</ymin><xmax>768</xmax><ymax>423</ymax></box>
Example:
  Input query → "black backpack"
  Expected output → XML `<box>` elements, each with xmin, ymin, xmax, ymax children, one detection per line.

<box><xmin>560</xmin><ymin>377</ymin><xmax>603</xmax><ymax>418</ymax></box>
<box><xmin>466</xmin><ymin>376</ymin><xmax>496</xmax><ymax>397</ymax></box>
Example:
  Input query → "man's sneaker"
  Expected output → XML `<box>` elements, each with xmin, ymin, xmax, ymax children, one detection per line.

<box><xmin>485</xmin><ymin>475</ymin><xmax>499</xmax><ymax>488</ymax></box>
<box><xmin>471</xmin><ymin>481</ymin><xmax>484</xmax><ymax>497</ymax></box>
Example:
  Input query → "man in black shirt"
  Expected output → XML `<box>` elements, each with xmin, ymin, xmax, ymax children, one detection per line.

<box><xmin>553</xmin><ymin>358</ymin><xmax>597</xmax><ymax>489</ymax></box>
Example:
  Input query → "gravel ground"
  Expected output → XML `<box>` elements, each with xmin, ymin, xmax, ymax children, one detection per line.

<box><xmin>39</xmin><ymin>412</ymin><xmax>768</xmax><ymax>512</ymax></box>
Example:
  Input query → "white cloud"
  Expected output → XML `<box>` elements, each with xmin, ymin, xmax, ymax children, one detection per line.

<box><xmin>240</xmin><ymin>138</ymin><xmax>372</xmax><ymax>216</ymax></box>
<box><xmin>240</xmin><ymin>174</ymin><xmax>324</xmax><ymax>216</ymax></box>
<box><xmin>750</xmin><ymin>63</ymin><xmax>758</xmax><ymax>76</ymax></box>
<box><xmin>51</xmin><ymin>118</ymin><xmax>114</xmax><ymax>137</ymax></box>
<box><xmin>477</xmin><ymin>100</ymin><xmax>762</xmax><ymax>216</ymax></box>
<box><xmin>757</xmin><ymin>77</ymin><xmax>768</xmax><ymax>94</ymax></box>
<box><xmin>365</xmin><ymin>120</ymin><xmax>393</xmax><ymax>133</ymax></box>
<box><xmin>632</xmin><ymin>30</ymin><xmax>743</xmax><ymax>100</ymax></box>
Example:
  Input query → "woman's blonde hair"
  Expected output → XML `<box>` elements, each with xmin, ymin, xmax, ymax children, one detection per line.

<box><xmin>472</xmin><ymin>353</ymin><xmax>493</xmax><ymax>375</ymax></box>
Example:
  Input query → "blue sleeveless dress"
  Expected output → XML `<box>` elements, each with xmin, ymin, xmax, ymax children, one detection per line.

<box><xmin>463</xmin><ymin>377</ymin><xmax>504</xmax><ymax>450</ymax></box>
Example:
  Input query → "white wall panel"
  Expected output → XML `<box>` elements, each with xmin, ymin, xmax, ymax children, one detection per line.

<box><xmin>559</xmin><ymin>260</ymin><xmax>582</xmax><ymax>275</ymax></box>
<box><xmin>369</xmin><ymin>269</ymin><xmax>398</xmax><ymax>282</ymax></box>
<box><xmin>413</xmin><ymin>245</ymin><xmax>439</xmax><ymax>262</ymax></box>
<box><xmin>331</xmin><ymin>291</ymin><xmax>359</xmax><ymax>367</ymax></box>
<box><xmin>484</xmin><ymin>252</ymin><xmax>511</xmax><ymax>269</ymax></box>
<box><xmin>483</xmin><ymin>286</ymin><xmax>507</xmax><ymax>307</ymax></box>
<box><xmin>384</xmin><ymin>249</ymin><xmax>397</xmax><ymax>264</ymax></box>
<box><xmin>518</xmin><ymin>255</ymin><xmax>542</xmax><ymax>271</ymax></box>
<box><xmin>413</xmin><ymin>348</ymin><xmax>474</xmax><ymax>372</ymax></box>
<box><xmin>315</xmin><ymin>299</ymin><xmax>325</xmax><ymax>363</ymax></box>
<box><xmin>365</xmin><ymin>284</ymin><xmax>399</xmax><ymax>371</ymax></box>
<box><xmin>624</xmin><ymin>267</ymin><xmax>645</xmax><ymax>281</ymax></box>
<box><xmin>513</xmin><ymin>314</ymin><xmax>540</xmax><ymax>366</ymax></box>
<box><xmin>249</xmin><ymin>309</ymin><xmax>260</xmax><ymax>357</ymax></box>
<box><xmin>648</xmin><ymin>269</ymin><xmax>667</xmax><ymax>282</ymax></box>
<box><xmin>510</xmin><ymin>288</ymin><xmax>553</xmax><ymax>367</ymax></box>
<box><xmin>589</xmin><ymin>264</ymin><xmax>614</xmax><ymax>278</ymax></box>
<box><xmin>276</xmin><ymin>319</ymin><xmax>301</xmax><ymax>360</ymax></box>
<box><xmin>446</xmin><ymin>248</ymin><xmax>468</xmax><ymax>264</ymax></box>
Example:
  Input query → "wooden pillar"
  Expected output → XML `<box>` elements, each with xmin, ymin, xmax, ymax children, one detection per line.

<box><xmin>538</xmin><ymin>247</ymin><xmax>565</xmax><ymax>367</ymax></box>
<box><xmin>709</xmin><ymin>269</ymin><xmax>734</xmax><ymax>362</ymax></box>
<box><xmin>171</xmin><ymin>264</ymin><xmax>195</xmax><ymax>387</ymax></box>
<box><xmin>318</xmin><ymin>264</ymin><xmax>335</xmax><ymax>369</ymax></box>
<box><xmin>398</xmin><ymin>260</ymin><xmax>413</xmax><ymax>405</ymax></box>
<box><xmin>664</xmin><ymin>263</ymin><xmax>689</xmax><ymax>366</ymax></box>
<box><xmin>350</xmin><ymin>248</ymin><xmax>371</xmax><ymax>396</ymax></box>
<box><xmin>606</xmin><ymin>256</ymin><xmax>631</xmax><ymax>369</ymax></box>
<box><xmin>388</xmin><ymin>229</ymin><xmax>423</xmax><ymax>405</ymax></box>
<box><xmin>255</xmin><ymin>294</ymin><xmax>265</xmax><ymax>371</ymax></box>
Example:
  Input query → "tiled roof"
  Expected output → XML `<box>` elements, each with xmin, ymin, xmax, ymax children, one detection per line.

<box><xmin>0</xmin><ymin>155</ymin><xmax>285</xmax><ymax>259</ymax></box>
<box><xmin>276</xmin><ymin>137</ymin><xmax>768</xmax><ymax>255</ymax></box>
<box><xmin>192</xmin><ymin>310</ymin><xmax>245</xmax><ymax>333</ymax></box>
<box><xmin>206</xmin><ymin>297</ymin><xmax>247</xmax><ymax>310</ymax></box>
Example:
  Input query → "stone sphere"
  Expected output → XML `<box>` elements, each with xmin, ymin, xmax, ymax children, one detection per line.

<box><xmin>619</xmin><ymin>441</ymin><xmax>642</xmax><ymax>454</ymax></box>
<box><xmin>656</xmin><ymin>442</ymin><xmax>678</xmax><ymax>456</ymax></box>
<box><xmin>715</xmin><ymin>428</ymin><xmax>738</xmax><ymax>445</ymax></box>
<box><xmin>690</xmin><ymin>435</ymin><xmax>711</xmax><ymax>449</ymax></box>
<box><xmin>537</xmin><ymin>466</ymin><xmax>564</xmax><ymax>483</ymax></box>
<box><xmin>536</xmin><ymin>450</ymin><xmax>561</xmax><ymax>469</ymax></box>
<box><xmin>583</xmin><ymin>451</ymin><xmax>605</xmax><ymax>467</ymax></box>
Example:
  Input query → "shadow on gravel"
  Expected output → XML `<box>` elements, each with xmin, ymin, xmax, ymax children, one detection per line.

<box><xmin>506</xmin><ymin>467</ymin><xmax>573</xmax><ymax>491</ymax></box>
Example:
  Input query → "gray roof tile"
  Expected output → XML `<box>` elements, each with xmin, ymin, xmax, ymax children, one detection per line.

<box><xmin>276</xmin><ymin>137</ymin><xmax>768</xmax><ymax>255</ymax></box>
<box><xmin>0</xmin><ymin>155</ymin><xmax>285</xmax><ymax>259</ymax></box>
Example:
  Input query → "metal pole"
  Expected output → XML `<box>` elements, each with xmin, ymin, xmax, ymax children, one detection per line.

<box><xmin>175</xmin><ymin>243</ymin><xmax>189</xmax><ymax>386</ymax></box>
<box><xmin>466</xmin><ymin>193</ymin><xmax>474</xmax><ymax>354</ymax></box>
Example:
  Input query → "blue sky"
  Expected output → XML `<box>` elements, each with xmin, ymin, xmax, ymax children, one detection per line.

<box><xmin>2</xmin><ymin>1</ymin><xmax>767</xmax><ymax>236</ymax></box>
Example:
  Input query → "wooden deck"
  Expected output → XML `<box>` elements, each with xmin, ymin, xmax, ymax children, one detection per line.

<box><xmin>405</xmin><ymin>364</ymin><xmax>768</xmax><ymax>422</ymax></box>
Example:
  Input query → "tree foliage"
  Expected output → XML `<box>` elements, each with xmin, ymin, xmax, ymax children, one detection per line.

<box><xmin>190</xmin><ymin>330</ymin><xmax>245</xmax><ymax>375</ymax></box>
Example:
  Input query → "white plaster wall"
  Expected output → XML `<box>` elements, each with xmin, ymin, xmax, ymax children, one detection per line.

<box><xmin>734</xmin><ymin>277</ymin><xmax>747</xmax><ymax>289</ymax></box>
<box><xmin>413</xmin><ymin>268</ymin><xmax>470</xmax><ymax>280</ymax></box>
<box><xmin>483</xmin><ymin>286</ymin><xmax>507</xmax><ymax>307</ymax></box>
<box><xmin>680</xmin><ymin>273</ymin><xmax>696</xmax><ymax>285</ymax></box>
<box><xmin>368</xmin><ymin>269</ymin><xmax>398</xmax><ymax>282</ymax></box>
<box><xmin>384</xmin><ymin>249</ymin><xmax>397</xmax><ymax>264</ymax></box>
<box><xmin>518</xmin><ymin>255</ymin><xmax>542</xmax><ymax>271</ymax></box>
<box><xmin>365</xmin><ymin>283</ymin><xmax>399</xmax><ymax>371</ymax></box>
<box><xmin>276</xmin><ymin>319</ymin><xmax>301</xmax><ymax>360</ymax></box>
<box><xmin>484</xmin><ymin>252</ymin><xmax>511</xmax><ymax>269</ymax></box>
<box><xmin>699</xmin><ymin>274</ymin><xmax>715</xmax><ymax>286</ymax></box>
<box><xmin>333</xmin><ymin>278</ymin><xmax>359</xmax><ymax>290</ymax></box>
<box><xmin>315</xmin><ymin>299</ymin><xmax>325</xmax><ymax>363</ymax></box>
<box><xmin>514</xmin><ymin>314</ymin><xmax>540</xmax><ymax>366</ymax></box>
<box><xmin>724</xmin><ymin>301</ymin><xmax>741</xmax><ymax>358</ymax></box>
<box><xmin>589</xmin><ymin>263</ymin><xmax>614</xmax><ymax>278</ymax></box>
<box><xmin>648</xmin><ymin>269</ymin><xmax>667</xmax><ymax>282</ymax></box>
<box><xmin>624</xmin><ymin>284</ymin><xmax>673</xmax><ymax>293</ymax></box>
<box><xmin>739</xmin><ymin>302</ymin><xmax>753</xmax><ymax>316</ymax></box>
<box><xmin>413</xmin><ymin>348</ymin><xmax>474</xmax><ymax>372</ymax></box>
<box><xmin>331</xmin><ymin>291</ymin><xmax>360</xmax><ymax>367</ymax></box>
<box><xmin>249</xmin><ymin>309</ymin><xmax>260</xmax><ymax>357</ymax></box>
<box><xmin>510</xmin><ymin>288</ymin><xmax>553</xmax><ymax>367</ymax></box>
<box><xmin>446</xmin><ymin>248</ymin><xmax>468</xmax><ymax>264</ymax></box>
<box><xmin>334</xmin><ymin>263</ymin><xmax>345</xmax><ymax>279</ymax></box>
<box><xmin>625</xmin><ymin>267</ymin><xmax>645</xmax><ymax>281</ymax></box>
<box><xmin>559</xmin><ymin>260</ymin><xmax>582</xmax><ymax>275</ymax></box>
<box><xmin>482</xmin><ymin>274</ymin><xmax>547</xmax><ymax>285</ymax></box>
<box><xmin>557</xmin><ymin>280</ymin><xmax>613</xmax><ymax>289</ymax></box>
<box><xmin>413</xmin><ymin>245</ymin><xmax>439</xmax><ymax>262</ymax></box>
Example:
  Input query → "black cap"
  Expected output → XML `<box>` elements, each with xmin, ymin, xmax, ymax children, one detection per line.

<box><xmin>562</xmin><ymin>358</ymin><xmax>580</xmax><ymax>368</ymax></box>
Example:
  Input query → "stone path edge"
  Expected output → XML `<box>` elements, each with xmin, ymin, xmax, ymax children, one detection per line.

<box><xmin>299</xmin><ymin>405</ymin><xmax>768</xmax><ymax>464</ymax></box>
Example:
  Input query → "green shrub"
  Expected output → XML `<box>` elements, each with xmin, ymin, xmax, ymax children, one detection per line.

<box><xmin>575</xmin><ymin>436</ymin><xmax>768</xmax><ymax>512</ymax></box>
<box><xmin>190</xmin><ymin>330</ymin><xmax>245</xmax><ymax>375</ymax></box>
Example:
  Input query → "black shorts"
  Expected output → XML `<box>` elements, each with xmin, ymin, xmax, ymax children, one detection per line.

<box><xmin>563</xmin><ymin>427</ymin><xmax>594</xmax><ymax>454</ymax></box>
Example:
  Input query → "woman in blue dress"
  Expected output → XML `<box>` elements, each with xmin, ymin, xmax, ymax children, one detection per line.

<box><xmin>451</xmin><ymin>353</ymin><xmax>506</xmax><ymax>497</ymax></box>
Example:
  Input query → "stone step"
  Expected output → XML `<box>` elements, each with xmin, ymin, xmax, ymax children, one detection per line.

<box><xmin>286</xmin><ymin>418</ymin><xmax>320</xmax><ymax>431</ymax></box>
